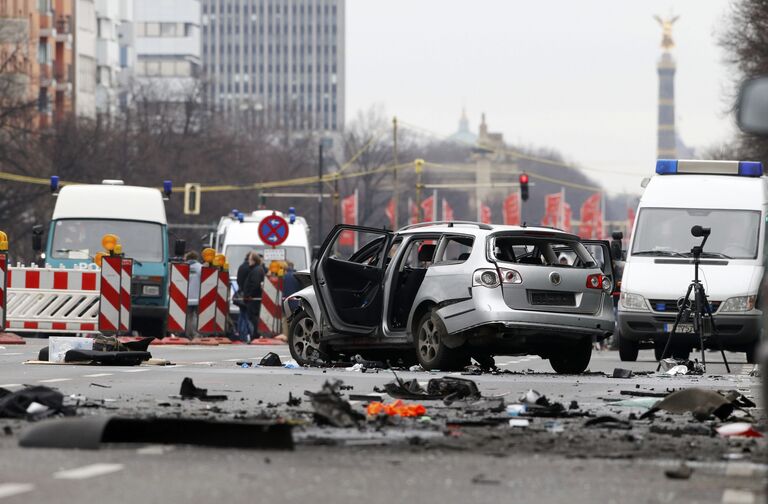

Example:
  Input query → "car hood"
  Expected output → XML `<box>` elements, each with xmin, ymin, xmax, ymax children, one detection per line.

<box><xmin>622</xmin><ymin>259</ymin><xmax>762</xmax><ymax>300</ymax></box>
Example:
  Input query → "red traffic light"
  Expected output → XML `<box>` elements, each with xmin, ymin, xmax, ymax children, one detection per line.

<box><xmin>519</xmin><ymin>173</ymin><xmax>529</xmax><ymax>184</ymax></box>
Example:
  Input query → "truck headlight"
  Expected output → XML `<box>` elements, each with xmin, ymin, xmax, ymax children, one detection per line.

<box><xmin>719</xmin><ymin>295</ymin><xmax>757</xmax><ymax>312</ymax></box>
<box><xmin>142</xmin><ymin>285</ymin><xmax>161</xmax><ymax>297</ymax></box>
<box><xmin>619</xmin><ymin>292</ymin><xmax>648</xmax><ymax>311</ymax></box>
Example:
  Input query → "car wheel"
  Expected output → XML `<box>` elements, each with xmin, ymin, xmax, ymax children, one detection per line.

<box><xmin>414</xmin><ymin>311</ymin><xmax>467</xmax><ymax>371</ymax></box>
<box><xmin>549</xmin><ymin>339</ymin><xmax>592</xmax><ymax>374</ymax></box>
<box><xmin>618</xmin><ymin>334</ymin><xmax>639</xmax><ymax>361</ymax></box>
<box><xmin>288</xmin><ymin>311</ymin><xmax>323</xmax><ymax>365</ymax></box>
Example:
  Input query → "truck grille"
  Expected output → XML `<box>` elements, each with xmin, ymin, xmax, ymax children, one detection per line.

<box><xmin>649</xmin><ymin>299</ymin><xmax>721</xmax><ymax>313</ymax></box>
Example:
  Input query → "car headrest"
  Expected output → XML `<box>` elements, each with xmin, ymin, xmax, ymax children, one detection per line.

<box><xmin>417</xmin><ymin>244</ymin><xmax>436</xmax><ymax>262</ymax></box>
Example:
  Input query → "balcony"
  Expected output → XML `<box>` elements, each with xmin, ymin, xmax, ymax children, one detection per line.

<box><xmin>55</xmin><ymin>16</ymin><xmax>72</xmax><ymax>43</ymax></box>
<box><xmin>39</xmin><ymin>63</ymin><xmax>54</xmax><ymax>87</ymax></box>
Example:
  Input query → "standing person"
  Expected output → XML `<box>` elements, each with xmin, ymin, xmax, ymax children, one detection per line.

<box><xmin>184</xmin><ymin>251</ymin><xmax>202</xmax><ymax>339</ymax></box>
<box><xmin>234</xmin><ymin>252</ymin><xmax>254</xmax><ymax>341</ymax></box>
<box><xmin>243</xmin><ymin>253</ymin><xmax>265</xmax><ymax>339</ymax></box>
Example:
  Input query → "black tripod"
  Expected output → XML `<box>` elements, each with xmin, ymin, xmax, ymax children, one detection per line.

<box><xmin>656</xmin><ymin>225</ymin><xmax>731</xmax><ymax>373</ymax></box>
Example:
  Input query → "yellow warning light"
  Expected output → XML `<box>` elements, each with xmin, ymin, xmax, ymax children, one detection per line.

<box><xmin>0</xmin><ymin>231</ymin><xmax>8</xmax><ymax>252</ymax></box>
<box><xmin>94</xmin><ymin>252</ymin><xmax>105</xmax><ymax>267</ymax></box>
<box><xmin>101</xmin><ymin>234</ymin><xmax>119</xmax><ymax>252</ymax></box>
<box><xmin>223</xmin><ymin>262</ymin><xmax>230</xmax><ymax>272</ymax></box>
<box><xmin>213</xmin><ymin>254</ymin><xmax>226</xmax><ymax>267</ymax></box>
<box><xmin>202</xmin><ymin>248</ymin><xmax>216</xmax><ymax>264</ymax></box>
<box><xmin>114</xmin><ymin>243</ymin><xmax>123</xmax><ymax>255</ymax></box>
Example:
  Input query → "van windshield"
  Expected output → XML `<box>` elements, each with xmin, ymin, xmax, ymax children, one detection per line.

<box><xmin>51</xmin><ymin>219</ymin><xmax>164</xmax><ymax>262</ymax></box>
<box><xmin>631</xmin><ymin>208</ymin><xmax>761</xmax><ymax>259</ymax></box>
<box><xmin>225</xmin><ymin>245</ymin><xmax>307</xmax><ymax>272</ymax></box>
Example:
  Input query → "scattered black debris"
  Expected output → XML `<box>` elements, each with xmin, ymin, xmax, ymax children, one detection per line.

<box><xmin>471</xmin><ymin>474</ymin><xmax>500</xmax><ymax>485</ymax></box>
<box><xmin>650</xmin><ymin>424</ymin><xmax>712</xmax><ymax>437</ymax></box>
<box><xmin>376</xmin><ymin>373</ymin><xmax>481</xmax><ymax>402</ymax></box>
<box><xmin>0</xmin><ymin>386</ymin><xmax>75</xmax><ymax>420</ymax></box>
<box><xmin>353</xmin><ymin>354</ymin><xmax>386</xmax><ymax>369</ymax></box>
<box><xmin>612</xmin><ymin>368</ymin><xmax>633</xmax><ymax>379</ymax></box>
<box><xmin>64</xmin><ymin>350</ymin><xmax>151</xmax><ymax>366</ymax></box>
<box><xmin>179</xmin><ymin>378</ymin><xmax>228</xmax><ymax>402</ymax></box>
<box><xmin>348</xmin><ymin>394</ymin><xmax>383</xmax><ymax>402</ymax></box>
<box><xmin>305</xmin><ymin>380</ymin><xmax>364</xmax><ymax>428</ymax></box>
<box><xmin>260</xmin><ymin>353</ymin><xmax>282</xmax><ymax>367</ymax></box>
<box><xmin>89</xmin><ymin>383</ymin><xmax>111</xmax><ymax>389</ymax></box>
<box><xmin>664</xmin><ymin>463</ymin><xmax>693</xmax><ymax>480</ymax></box>
<box><xmin>640</xmin><ymin>388</ymin><xmax>736</xmax><ymax>421</ymax></box>
<box><xmin>584</xmin><ymin>416</ymin><xmax>632</xmax><ymax>430</ymax></box>
<box><xmin>3</xmin><ymin>425</ymin><xmax>12</xmax><ymax>435</ymax></box>
<box><xmin>339</xmin><ymin>384</ymin><xmax>354</xmax><ymax>391</ymax></box>
<box><xmin>19</xmin><ymin>416</ymin><xmax>293</xmax><ymax>450</ymax></box>
<box><xmin>569</xmin><ymin>400</ymin><xmax>579</xmax><ymax>410</ymax></box>
<box><xmin>236</xmin><ymin>361</ymin><xmax>253</xmax><ymax>367</ymax></box>
<box><xmin>462</xmin><ymin>365</ymin><xmax>483</xmax><ymax>376</ymax></box>
<box><xmin>287</xmin><ymin>392</ymin><xmax>302</xmax><ymax>407</ymax></box>
<box><xmin>519</xmin><ymin>389</ymin><xmax>567</xmax><ymax>417</ymax></box>
<box><xmin>620</xmin><ymin>390</ymin><xmax>668</xmax><ymax>398</ymax></box>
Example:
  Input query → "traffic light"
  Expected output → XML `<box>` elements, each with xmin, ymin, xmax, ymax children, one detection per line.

<box><xmin>519</xmin><ymin>173</ymin><xmax>530</xmax><ymax>202</ymax></box>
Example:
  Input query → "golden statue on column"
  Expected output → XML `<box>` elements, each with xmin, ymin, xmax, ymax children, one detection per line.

<box><xmin>654</xmin><ymin>14</ymin><xmax>680</xmax><ymax>50</ymax></box>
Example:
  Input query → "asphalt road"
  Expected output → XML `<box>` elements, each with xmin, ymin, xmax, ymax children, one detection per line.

<box><xmin>0</xmin><ymin>338</ymin><xmax>764</xmax><ymax>504</ymax></box>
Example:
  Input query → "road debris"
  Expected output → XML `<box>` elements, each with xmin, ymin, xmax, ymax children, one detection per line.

<box><xmin>375</xmin><ymin>374</ymin><xmax>481</xmax><ymax>402</ymax></box>
<box><xmin>584</xmin><ymin>416</ymin><xmax>632</xmax><ymax>430</ymax></box>
<box><xmin>305</xmin><ymin>380</ymin><xmax>364</xmax><ymax>427</ymax></box>
<box><xmin>640</xmin><ymin>388</ymin><xmax>746</xmax><ymax>421</ymax></box>
<box><xmin>664</xmin><ymin>463</ymin><xmax>693</xmax><ymax>480</ymax></box>
<box><xmin>366</xmin><ymin>400</ymin><xmax>427</xmax><ymax>418</ymax></box>
<box><xmin>178</xmin><ymin>378</ymin><xmax>228</xmax><ymax>402</ymax></box>
<box><xmin>612</xmin><ymin>368</ymin><xmax>633</xmax><ymax>378</ymax></box>
<box><xmin>260</xmin><ymin>352</ymin><xmax>282</xmax><ymax>366</ymax></box>
<box><xmin>508</xmin><ymin>418</ymin><xmax>530</xmax><ymax>428</ymax></box>
<box><xmin>716</xmin><ymin>423</ymin><xmax>763</xmax><ymax>438</ymax></box>
<box><xmin>0</xmin><ymin>386</ymin><xmax>75</xmax><ymax>420</ymax></box>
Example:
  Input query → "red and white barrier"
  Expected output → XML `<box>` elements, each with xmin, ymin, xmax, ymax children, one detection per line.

<box><xmin>98</xmin><ymin>256</ymin><xmax>122</xmax><ymax>334</ymax></box>
<box><xmin>167</xmin><ymin>262</ymin><xmax>190</xmax><ymax>334</ymax></box>
<box><xmin>0</xmin><ymin>253</ymin><xmax>6</xmax><ymax>330</ymax></box>
<box><xmin>258</xmin><ymin>276</ymin><xmax>282</xmax><ymax>337</ymax></box>
<box><xmin>197</xmin><ymin>266</ymin><xmax>219</xmax><ymax>334</ymax></box>
<box><xmin>215</xmin><ymin>270</ymin><xmax>229</xmax><ymax>334</ymax></box>
<box><xmin>119</xmin><ymin>259</ymin><xmax>133</xmax><ymax>334</ymax></box>
<box><xmin>6</xmin><ymin>266</ymin><xmax>100</xmax><ymax>333</ymax></box>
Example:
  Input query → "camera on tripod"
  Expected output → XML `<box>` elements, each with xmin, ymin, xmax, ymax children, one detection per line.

<box><xmin>658</xmin><ymin>224</ymin><xmax>730</xmax><ymax>372</ymax></box>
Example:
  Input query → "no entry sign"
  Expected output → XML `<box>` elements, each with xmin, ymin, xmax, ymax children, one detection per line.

<box><xmin>258</xmin><ymin>214</ymin><xmax>289</xmax><ymax>247</ymax></box>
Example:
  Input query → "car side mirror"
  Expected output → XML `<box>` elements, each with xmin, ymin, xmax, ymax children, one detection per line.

<box><xmin>32</xmin><ymin>225</ymin><xmax>44</xmax><ymax>253</ymax></box>
<box><xmin>173</xmin><ymin>239</ymin><xmax>186</xmax><ymax>258</ymax></box>
<box><xmin>312</xmin><ymin>245</ymin><xmax>321</xmax><ymax>261</ymax></box>
<box><xmin>738</xmin><ymin>76</ymin><xmax>768</xmax><ymax>135</ymax></box>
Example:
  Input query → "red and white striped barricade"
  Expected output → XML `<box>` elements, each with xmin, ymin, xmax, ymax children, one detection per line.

<box><xmin>258</xmin><ymin>276</ymin><xmax>282</xmax><ymax>337</ymax></box>
<box><xmin>214</xmin><ymin>270</ymin><xmax>229</xmax><ymax>334</ymax></box>
<box><xmin>0</xmin><ymin>253</ymin><xmax>6</xmax><ymax>330</ymax></box>
<box><xmin>6</xmin><ymin>265</ymin><xmax>100</xmax><ymax>333</ymax></box>
<box><xmin>197</xmin><ymin>266</ymin><xmax>220</xmax><ymax>335</ymax></box>
<box><xmin>166</xmin><ymin>262</ymin><xmax>190</xmax><ymax>334</ymax></box>
<box><xmin>119</xmin><ymin>259</ymin><xmax>133</xmax><ymax>334</ymax></box>
<box><xmin>98</xmin><ymin>256</ymin><xmax>122</xmax><ymax>334</ymax></box>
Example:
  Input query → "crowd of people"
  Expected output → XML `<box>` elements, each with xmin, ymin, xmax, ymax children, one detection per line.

<box><xmin>181</xmin><ymin>250</ymin><xmax>299</xmax><ymax>342</ymax></box>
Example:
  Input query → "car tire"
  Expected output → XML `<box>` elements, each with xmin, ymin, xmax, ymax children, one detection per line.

<box><xmin>288</xmin><ymin>311</ymin><xmax>323</xmax><ymax>366</ymax></box>
<box><xmin>414</xmin><ymin>311</ymin><xmax>467</xmax><ymax>371</ymax></box>
<box><xmin>549</xmin><ymin>339</ymin><xmax>592</xmax><ymax>374</ymax></box>
<box><xmin>618</xmin><ymin>335</ymin><xmax>639</xmax><ymax>361</ymax></box>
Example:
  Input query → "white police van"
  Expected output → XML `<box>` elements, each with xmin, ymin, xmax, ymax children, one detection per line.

<box><xmin>618</xmin><ymin>159</ymin><xmax>765</xmax><ymax>363</ymax></box>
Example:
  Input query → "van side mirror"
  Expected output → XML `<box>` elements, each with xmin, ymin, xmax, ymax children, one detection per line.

<box><xmin>32</xmin><ymin>225</ymin><xmax>44</xmax><ymax>253</ymax></box>
<box><xmin>610</xmin><ymin>231</ymin><xmax>623</xmax><ymax>261</ymax></box>
<box><xmin>738</xmin><ymin>76</ymin><xmax>768</xmax><ymax>135</ymax></box>
<box><xmin>200</xmin><ymin>232</ymin><xmax>211</xmax><ymax>247</ymax></box>
<box><xmin>173</xmin><ymin>239</ymin><xmax>186</xmax><ymax>258</ymax></box>
<box><xmin>612</xmin><ymin>231</ymin><xmax>623</xmax><ymax>241</ymax></box>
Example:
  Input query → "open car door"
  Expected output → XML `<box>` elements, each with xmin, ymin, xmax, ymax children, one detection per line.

<box><xmin>582</xmin><ymin>240</ymin><xmax>615</xmax><ymax>285</ymax></box>
<box><xmin>311</xmin><ymin>225</ymin><xmax>393</xmax><ymax>335</ymax></box>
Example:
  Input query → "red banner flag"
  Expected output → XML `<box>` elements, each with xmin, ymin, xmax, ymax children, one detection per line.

<box><xmin>503</xmin><ymin>192</ymin><xmax>521</xmax><ymax>225</ymax></box>
<box><xmin>480</xmin><ymin>203</ymin><xmax>492</xmax><ymax>224</ymax></box>
<box><xmin>420</xmin><ymin>195</ymin><xmax>435</xmax><ymax>222</ymax></box>
<box><xmin>442</xmin><ymin>198</ymin><xmax>454</xmax><ymax>221</ymax></box>
<box><xmin>541</xmin><ymin>192</ymin><xmax>563</xmax><ymax>227</ymax></box>
<box><xmin>579</xmin><ymin>193</ymin><xmax>603</xmax><ymax>239</ymax></box>
<box><xmin>385</xmin><ymin>198</ymin><xmax>395</xmax><ymax>229</ymax></box>
<box><xmin>409</xmin><ymin>198</ymin><xmax>418</xmax><ymax>225</ymax></box>
<box><xmin>563</xmin><ymin>203</ymin><xmax>572</xmax><ymax>233</ymax></box>
<box><xmin>627</xmin><ymin>206</ymin><xmax>636</xmax><ymax>239</ymax></box>
<box><xmin>339</xmin><ymin>191</ymin><xmax>358</xmax><ymax>246</ymax></box>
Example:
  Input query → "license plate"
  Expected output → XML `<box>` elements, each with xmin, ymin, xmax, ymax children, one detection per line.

<box><xmin>664</xmin><ymin>323</ymin><xmax>694</xmax><ymax>334</ymax></box>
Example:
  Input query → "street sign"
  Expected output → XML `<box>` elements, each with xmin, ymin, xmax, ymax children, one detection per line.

<box><xmin>263</xmin><ymin>248</ymin><xmax>286</xmax><ymax>261</ymax></box>
<box><xmin>258</xmin><ymin>214</ymin><xmax>289</xmax><ymax>247</ymax></box>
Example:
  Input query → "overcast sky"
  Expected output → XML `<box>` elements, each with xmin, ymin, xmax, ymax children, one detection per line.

<box><xmin>346</xmin><ymin>0</ymin><xmax>736</xmax><ymax>195</ymax></box>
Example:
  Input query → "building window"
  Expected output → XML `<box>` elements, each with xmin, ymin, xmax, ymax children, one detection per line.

<box><xmin>145</xmin><ymin>22</ymin><xmax>160</xmax><ymax>37</ymax></box>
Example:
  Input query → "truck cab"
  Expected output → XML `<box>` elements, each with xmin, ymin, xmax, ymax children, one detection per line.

<box><xmin>44</xmin><ymin>180</ymin><xmax>170</xmax><ymax>335</ymax></box>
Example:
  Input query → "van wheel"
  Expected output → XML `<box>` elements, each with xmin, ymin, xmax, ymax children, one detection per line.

<box><xmin>288</xmin><ymin>312</ymin><xmax>323</xmax><ymax>366</ymax></box>
<box><xmin>618</xmin><ymin>335</ymin><xmax>639</xmax><ymax>361</ymax></box>
<box><xmin>414</xmin><ymin>311</ymin><xmax>467</xmax><ymax>371</ymax></box>
<box><xmin>550</xmin><ymin>340</ymin><xmax>592</xmax><ymax>374</ymax></box>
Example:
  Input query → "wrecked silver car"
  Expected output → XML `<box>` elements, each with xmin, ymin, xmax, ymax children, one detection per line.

<box><xmin>284</xmin><ymin>222</ymin><xmax>615</xmax><ymax>373</ymax></box>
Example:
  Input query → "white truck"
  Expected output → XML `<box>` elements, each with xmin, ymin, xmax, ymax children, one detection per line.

<box><xmin>618</xmin><ymin>159</ymin><xmax>764</xmax><ymax>363</ymax></box>
<box><xmin>215</xmin><ymin>208</ymin><xmax>312</xmax><ymax>314</ymax></box>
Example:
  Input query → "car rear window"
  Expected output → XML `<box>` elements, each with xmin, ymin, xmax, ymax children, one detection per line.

<box><xmin>491</xmin><ymin>236</ymin><xmax>597</xmax><ymax>268</ymax></box>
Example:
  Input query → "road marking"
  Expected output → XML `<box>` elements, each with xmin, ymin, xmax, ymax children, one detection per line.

<box><xmin>121</xmin><ymin>368</ymin><xmax>150</xmax><ymax>373</ymax></box>
<box><xmin>82</xmin><ymin>373</ymin><xmax>112</xmax><ymax>378</ymax></box>
<box><xmin>0</xmin><ymin>483</ymin><xmax>34</xmax><ymax>499</ymax></box>
<box><xmin>38</xmin><ymin>378</ymin><xmax>71</xmax><ymax>383</ymax></box>
<box><xmin>722</xmin><ymin>489</ymin><xmax>756</xmax><ymax>504</ymax></box>
<box><xmin>54</xmin><ymin>463</ymin><xmax>124</xmax><ymax>480</ymax></box>
<box><xmin>137</xmin><ymin>445</ymin><xmax>175</xmax><ymax>455</ymax></box>
<box><xmin>0</xmin><ymin>384</ymin><xmax>22</xmax><ymax>388</ymax></box>
<box><xmin>0</xmin><ymin>352</ymin><xmax>23</xmax><ymax>356</ymax></box>
<box><xmin>726</xmin><ymin>463</ymin><xmax>756</xmax><ymax>478</ymax></box>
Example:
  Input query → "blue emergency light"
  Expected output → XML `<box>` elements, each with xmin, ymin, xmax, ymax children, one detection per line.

<box><xmin>655</xmin><ymin>159</ymin><xmax>764</xmax><ymax>177</ymax></box>
<box><xmin>163</xmin><ymin>180</ymin><xmax>173</xmax><ymax>197</ymax></box>
<box><xmin>50</xmin><ymin>175</ymin><xmax>59</xmax><ymax>194</ymax></box>
<box><xmin>288</xmin><ymin>206</ymin><xmax>296</xmax><ymax>224</ymax></box>
<box><xmin>236</xmin><ymin>212</ymin><xmax>244</xmax><ymax>222</ymax></box>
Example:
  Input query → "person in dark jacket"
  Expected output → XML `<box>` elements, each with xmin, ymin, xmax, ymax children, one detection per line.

<box><xmin>235</xmin><ymin>252</ymin><xmax>254</xmax><ymax>341</ymax></box>
<box><xmin>243</xmin><ymin>253</ymin><xmax>265</xmax><ymax>338</ymax></box>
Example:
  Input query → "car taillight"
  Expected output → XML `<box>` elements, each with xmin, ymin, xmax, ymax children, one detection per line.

<box><xmin>586</xmin><ymin>274</ymin><xmax>603</xmax><ymax>290</ymax></box>
<box><xmin>499</xmin><ymin>268</ymin><xmax>523</xmax><ymax>284</ymax></box>
<box><xmin>473</xmin><ymin>269</ymin><xmax>500</xmax><ymax>288</ymax></box>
